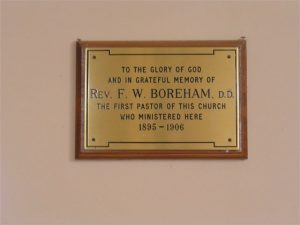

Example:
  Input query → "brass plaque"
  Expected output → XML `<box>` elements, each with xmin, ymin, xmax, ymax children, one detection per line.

<box><xmin>76</xmin><ymin>40</ymin><xmax>247</xmax><ymax>158</ymax></box>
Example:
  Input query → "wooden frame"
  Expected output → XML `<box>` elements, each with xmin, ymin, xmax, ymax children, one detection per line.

<box><xmin>76</xmin><ymin>40</ymin><xmax>247</xmax><ymax>159</ymax></box>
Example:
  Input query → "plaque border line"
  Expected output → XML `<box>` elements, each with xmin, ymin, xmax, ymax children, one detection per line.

<box><xmin>85</xmin><ymin>49</ymin><xmax>238</xmax><ymax>149</ymax></box>
<box><xmin>75</xmin><ymin>40</ymin><xmax>247</xmax><ymax>159</ymax></box>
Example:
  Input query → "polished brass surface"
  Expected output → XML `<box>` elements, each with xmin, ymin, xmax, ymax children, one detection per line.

<box><xmin>84</xmin><ymin>47</ymin><xmax>239</xmax><ymax>150</ymax></box>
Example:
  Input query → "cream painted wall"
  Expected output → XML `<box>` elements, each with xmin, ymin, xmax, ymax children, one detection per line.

<box><xmin>1</xmin><ymin>1</ymin><xmax>299</xmax><ymax>224</ymax></box>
